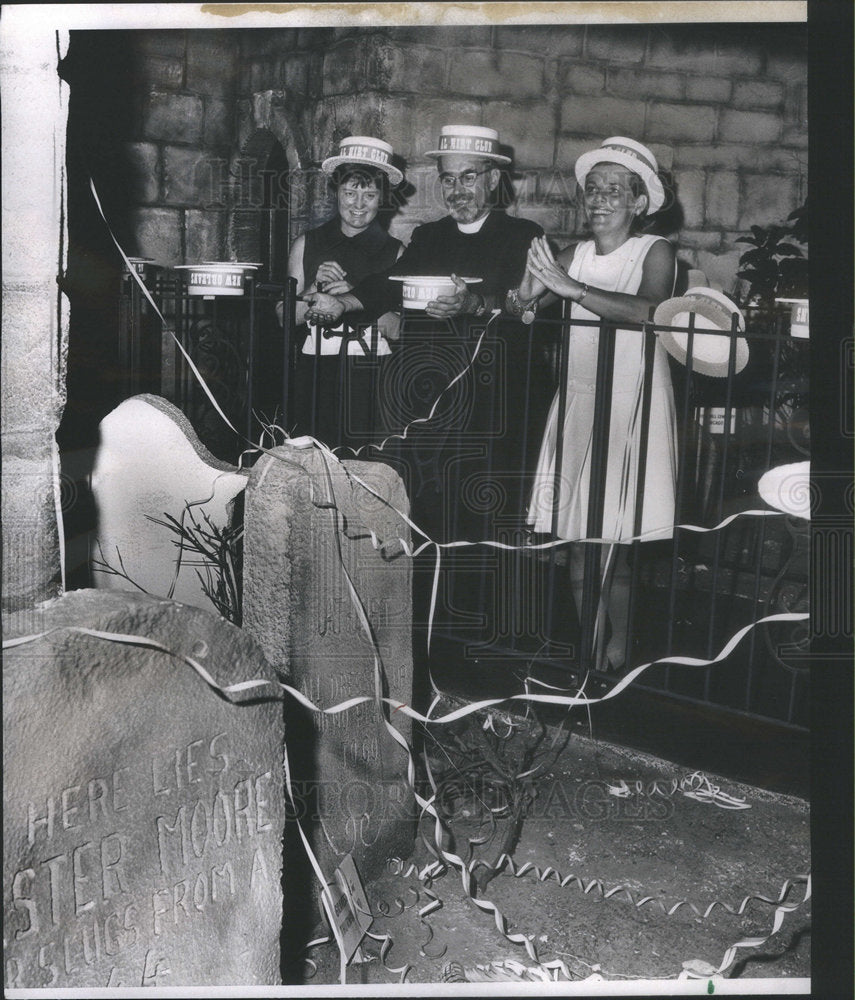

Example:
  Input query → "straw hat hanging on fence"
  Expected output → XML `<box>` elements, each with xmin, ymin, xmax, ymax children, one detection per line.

<box><xmin>758</xmin><ymin>461</ymin><xmax>811</xmax><ymax>519</ymax></box>
<box><xmin>654</xmin><ymin>286</ymin><xmax>750</xmax><ymax>377</ymax></box>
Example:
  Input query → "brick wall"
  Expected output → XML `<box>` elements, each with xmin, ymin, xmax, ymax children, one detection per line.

<box><xmin>124</xmin><ymin>23</ymin><xmax>807</xmax><ymax>297</ymax></box>
<box><xmin>122</xmin><ymin>30</ymin><xmax>241</xmax><ymax>265</ymax></box>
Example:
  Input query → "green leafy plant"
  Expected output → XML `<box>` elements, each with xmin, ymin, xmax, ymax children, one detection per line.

<box><xmin>735</xmin><ymin>199</ymin><xmax>808</xmax><ymax>306</ymax></box>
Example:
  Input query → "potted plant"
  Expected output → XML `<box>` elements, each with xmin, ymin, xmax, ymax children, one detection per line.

<box><xmin>733</xmin><ymin>199</ymin><xmax>809</xmax><ymax>474</ymax></box>
<box><xmin>735</xmin><ymin>198</ymin><xmax>808</xmax><ymax>314</ymax></box>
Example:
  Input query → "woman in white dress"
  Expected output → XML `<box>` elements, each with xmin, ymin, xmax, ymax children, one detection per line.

<box><xmin>506</xmin><ymin>137</ymin><xmax>678</xmax><ymax>671</ymax></box>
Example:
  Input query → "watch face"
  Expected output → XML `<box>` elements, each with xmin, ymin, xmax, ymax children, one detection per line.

<box><xmin>522</xmin><ymin>307</ymin><xmax>536</xmax><ymax>324</ymax></box>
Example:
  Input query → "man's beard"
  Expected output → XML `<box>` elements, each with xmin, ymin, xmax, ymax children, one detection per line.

<box><xmin>446</xmin><ymin>195</ymin><xmax>483</xmax><ymax>224</ymax></box>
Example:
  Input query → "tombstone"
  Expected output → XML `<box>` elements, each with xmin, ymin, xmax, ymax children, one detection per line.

<box><xmin>91</xmin><ymin>394</ymin><xmax>248</xmax><ymax>614</ymax></box>
<box><xmin>242</xmin><ymin>445</ymin><xmax>415</xmax><ymax>913</ymax></box>
<box><xmin>3</xmin><ymin>589</ymin><xmax>286</xmax><ymax>988</ymax></box>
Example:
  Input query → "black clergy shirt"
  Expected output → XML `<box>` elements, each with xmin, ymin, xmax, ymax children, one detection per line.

<box><xmin>351</xmin><ymin>210</ymin><xmax>543</xmax><ymax>319</ymax></box>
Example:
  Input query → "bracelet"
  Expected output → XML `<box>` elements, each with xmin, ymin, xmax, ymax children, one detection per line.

<box><xmin>576</xmin><ymin>282</ymin><xmax>589</xmax><ymax>304</ymax></box>
<box><xmin>506</xmin><ymin>286</ymin><xmax>539</xmax><ymax>323</ymax></box>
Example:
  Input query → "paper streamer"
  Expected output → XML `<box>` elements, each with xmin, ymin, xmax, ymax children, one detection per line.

<box><xmin>282</xmin><ymin>742</ymin><xmax>349</xmax><ymax>984</ymax></box>
<box><xmin>364</xmin><ymin>930</ymin><xmax>411</xmax><ymax>981</ymax></box>
<box><xmin>90</xmin><ymin>179</ymin><xmax>243</xmax><ymax>442</ymax></box>
<box><xmin>3</xmin><ymin>609</ymin><xmax>809</xmax><ymax>722</ymax></box>
<box><xmin>679</xmin><ymin>873</ymin><xmax>811</xmax><ymax>980</ymax></box>
<box><xmin>333</xmin><ymin>313</ymin><xmax>499</xmax><ymax>461</ymax></box>
<box><xmin>83</xmin><ymin>181</ymin><xmax>811</xmax><ymax>982</ymax></box>
<box><xmin>471</xmin><ymin>854</ymin><xmax>809</xmax><ymax>923</ymax></box>
<box><xmin>607</xmin><ymin>771</ymin><xmax>750</xmax><ymax>810</ymax></box>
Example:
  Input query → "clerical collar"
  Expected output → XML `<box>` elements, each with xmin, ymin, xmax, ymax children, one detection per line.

<box><xmin>456</xmin><ymin>212</ymin><xmax>491</xmax><ymax>234</ymax></box>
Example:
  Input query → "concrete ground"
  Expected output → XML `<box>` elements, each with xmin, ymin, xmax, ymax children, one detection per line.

<box><xmin>303</xmin><ymin>713</ymin><xmax>811</xmax><ymax>990</ymax></box>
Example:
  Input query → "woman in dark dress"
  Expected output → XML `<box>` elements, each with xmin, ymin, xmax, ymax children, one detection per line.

<box><xmin>282</xmin><ymin>136</ymin><xmax>404</xmax><ymax>451</ymax></box>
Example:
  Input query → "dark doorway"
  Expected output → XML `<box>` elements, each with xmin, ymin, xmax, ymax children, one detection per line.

<box><xmin>57</xmin><ymin>30</ymin><xmax>140</xmax><ymax>588</ymax></box>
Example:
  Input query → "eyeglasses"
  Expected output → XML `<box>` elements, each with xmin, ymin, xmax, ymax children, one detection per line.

<box><xmin>438</xmin><ymin>167</ymin><xmax>493</xmax><ymax>189</ymax></box>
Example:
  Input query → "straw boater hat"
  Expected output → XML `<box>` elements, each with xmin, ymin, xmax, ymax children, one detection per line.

<box><xmin>574</xmin><ymin>136</ymin><xmax>666</xmax><ymax>215</ymax></box>
<box><xmin>425</xmin><ymin>125</ymin><xmax>511</xmax><ymax>164</ymax></box>
<box><xmin>321</xmin><ymin>135</ymin><xmax>403</xmax><ymax>186</ymax></box>
<box><xmin>757</xmin><ymin>461</ymin><xmax>811</xmax><ymax>520</ymax></box>
<box><xmin>654</xmin><ymin>286</ymin><xmax>750</xmax><ymax>377</ymax></box>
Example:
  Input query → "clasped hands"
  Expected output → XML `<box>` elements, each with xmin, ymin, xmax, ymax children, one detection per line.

<box><xmin>314</xmin><ymin>260</ymin><xmax>352</xmax><ymax>296</ymax></box>
<box><xmin>303</xmin><ymin>271</ymin><xmax>481</xmax><ymax>323</ymax></box>
<box><xmin>522</xmin><ymin>236</ymin><xmax>584</xmax><ymax>301</ymax></box>
<box><xmin>303</xmin><ymin>260</ymin><xmax>353</xmax><ymax>326</ymax></box>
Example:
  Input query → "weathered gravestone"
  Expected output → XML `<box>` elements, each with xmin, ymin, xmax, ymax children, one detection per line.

<box><xmin>242</xmin><ymin>446</ymin><xmax>415</xmax><ymax>911</ymax></box>
<box><xmin>91</xmin><ymin>394</ymin><xmax>248</xmax><ymax>614</ymax></box>
<box><xmin>3</xmin><ymin>590</ymin><xmax>286</xmax><ymax>988</ymax></box>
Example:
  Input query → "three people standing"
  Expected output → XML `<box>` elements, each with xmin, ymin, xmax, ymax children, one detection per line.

<box><xmin>290</xmin><ymin>127</ymin><xmax>678</xmax><ymax>672</ymax></box>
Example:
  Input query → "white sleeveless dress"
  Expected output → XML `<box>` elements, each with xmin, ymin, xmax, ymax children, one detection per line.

<box><xmin>527</xmin><ymin>234</ymin><xmax>678</xmax><ymax>542</ymax></box>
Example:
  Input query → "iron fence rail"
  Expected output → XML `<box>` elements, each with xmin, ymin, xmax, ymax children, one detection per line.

<box><xmin>119</xmin><ymin>275</ymin><xmax>810</xmax><ymax>729</ymax></box>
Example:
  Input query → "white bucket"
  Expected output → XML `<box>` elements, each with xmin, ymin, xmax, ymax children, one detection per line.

<box><xmin>390</xmin><ymin>275</ymin><xmax>482</xmax><ymax>311</ymax></box>
<box><xmin>175</xmin><ymin>262</ymin><xmax>260</xmax><ymax>297</ymax></box>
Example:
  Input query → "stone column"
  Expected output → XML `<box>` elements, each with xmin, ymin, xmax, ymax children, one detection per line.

<box><xmin>242</xmin><ymin>446</ymin><xmax>415</xmax><ymax>903</ymax></box>
<box><xmin>1</xmin><ymin>18</ymin><xmax>70</xmax><ymax>610</ymax></box>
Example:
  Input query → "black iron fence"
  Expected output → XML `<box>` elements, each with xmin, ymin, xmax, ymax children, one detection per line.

<box><xmin>396</xmin><ymin>306</ymin><xmax>810</xmax><ymax>731</ymax></box>
<box><xmin>119</xmin><ymin>273</ymin><xmax>810</xmax><ymax>729</ymax></box>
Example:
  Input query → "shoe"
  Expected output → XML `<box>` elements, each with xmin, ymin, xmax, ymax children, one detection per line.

<box><xmin>605</xmin><ymin>638</ymin><xmax>626</xmax><ymax>673</ymax></box>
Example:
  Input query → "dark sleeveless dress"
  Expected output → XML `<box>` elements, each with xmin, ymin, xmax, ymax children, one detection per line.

<box><xmin>292</xmin><ymin>216</ymin><xmax>401</xmax><ymax>452</ymax></box>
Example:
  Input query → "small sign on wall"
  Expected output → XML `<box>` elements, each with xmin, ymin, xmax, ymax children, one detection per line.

<box><xmin>697</xmin><ymin>406</ymin><xmax>737</xmax><ymax>435</ymax></box>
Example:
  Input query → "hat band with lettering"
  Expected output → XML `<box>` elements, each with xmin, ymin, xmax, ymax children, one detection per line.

<box><xmin>321</xmin><ymin>135</ymin><xmax>403</xmax><ymax>185</ymax></box>
<box><xmin>425</xmin><ymin>125</ymin><xmax>511</xmax><ymax>164</ymax></box>
<box><xmin>599</xmin><ymin>141</ymin><xmax>657</xmax><ymax>175</ymax></box>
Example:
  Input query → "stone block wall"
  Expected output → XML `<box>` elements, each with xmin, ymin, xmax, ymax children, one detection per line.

<box><xmin>231</xmin><ymin>22</ymin><xmax>807</xmax><ymax>296</ymax></box>
<box><xmin>1</xmin><ymin>26</ymin><xmax>69</xmax><ymax>610</ymax></box>
<box><xmin>122</xmin><ymin>30</ymin><xmax>242</xmax><ymax>265</ymax></box>
<box><xmin>113</xmin><ymin>23</ymin><xmax>806</xmax><ymax>293</ymax></box>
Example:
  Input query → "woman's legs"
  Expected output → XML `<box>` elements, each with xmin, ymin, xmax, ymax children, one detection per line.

<box><xmin>569</xmin><ymin>542</ymin><xmax>632</xmax><ymax>671</ymax></box>
<box><xmin>604</xmin><ymin>545</ymin><xmax>632</xmax><ymax>669</ymax></box>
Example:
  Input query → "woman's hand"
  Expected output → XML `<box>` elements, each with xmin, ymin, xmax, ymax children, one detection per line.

<box><xmin>320</xmin><ymin>278</ymin><xmax>353</xmax><ymax>295</ymax></box>
<box><xmin>517</xmin><ymin>238</ymin><xmax>549</xmax><ymax>301</ymax></box>
<box><xmin>303</xmin><ymin>291</ymin><xmax>346</xmax><ymax>326</ymax></box>
<box><xmin>314</xmin><ymin>260</ymin><xmax>347</xmax><ymax>290</ymax></box>
<box><xmin>526</xmin><ymin>236</ymin><xmax>585</xmax><ymax>301</ymax></box>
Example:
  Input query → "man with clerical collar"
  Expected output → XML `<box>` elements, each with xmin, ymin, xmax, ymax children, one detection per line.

<box><xmin>304</xmin><ymin>124</ymin><xmax>543</xmax><ymax>324</ymax></box>
<box><xmin>304</xmin><ymin>125</ymin><xmax>550</xmax><ymax>767</ymax></box>
<box><xmin>307</xmin><ymin>123</ymin><xmax>548</xmax><ymax>530</ymax></box>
